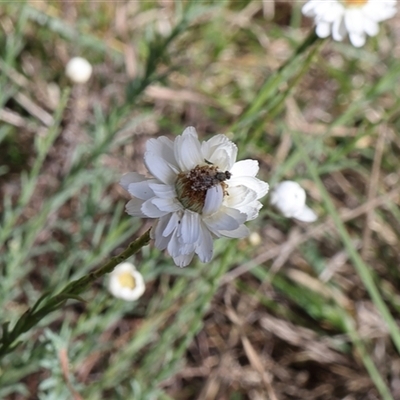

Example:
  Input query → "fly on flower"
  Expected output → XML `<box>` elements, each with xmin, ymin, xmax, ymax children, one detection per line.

<box><xmin>120</xmin><ymin>127</ymin><xmax>269</xmax><ymax>267</ymax></box>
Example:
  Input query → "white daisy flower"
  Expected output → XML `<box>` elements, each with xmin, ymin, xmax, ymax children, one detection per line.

<box><xmin>270</xmin><ymin>181</ymin><xmax>317</xmax><ymax>222</ymax></box>
<box><xmin>121</xmin><ymin>127</ymin><xmax>269</xmax><ymax>267</ymax></box>
<box><xmin>65</xmin><ymin>57</ymin><xmax>93</xmax><ymax>84</ymax></box>
<box><xmin>108</xmin><ymin>262</ymin><xmax>145</xmax><ymax>301</ymax></box>
<box><xmin>302</xmin><ymin>0</ymin><xmax>397</xmax><ymax>47</ymax></box>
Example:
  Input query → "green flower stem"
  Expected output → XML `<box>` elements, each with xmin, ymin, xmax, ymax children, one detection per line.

<box><xmin>0</xmin><ymin>229</ymin><xmax>151</xmax><ymax>359</ymax></box>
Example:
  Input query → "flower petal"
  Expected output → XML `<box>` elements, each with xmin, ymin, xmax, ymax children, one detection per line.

<box><xmin>196</xmin><ymin>223</ymin><xmax>214</xmax><ymax>263</ymax></box>
<box><xmin>363</xmin><ymin>18</ymin><xmax>379</xmax><ymax>37</ymax></box>
<box><xmin>229</xmin><ymin>176</ymin><xmax>269</xmax><ymax>199</ymax></box>
<box><xmin>202</xmin><ymin>185</ymin><xmax>224</xmax><ymax>216</ymax></box>
<box><xmin>151</xmin><ymin>197</ymin><xmax>182</xmax><ymax>213</ymax></box>
<box><xmin>167</xmin><ymin>230</ymin><xmax>195</xmax><ymax>258</ymax></box>
<box><xmin>316</xmin><ymin>21</ymin><xmax>332</xmax><ymax>39</ymax></box>
<box><xmin>126</xmin><ymin>198</ymin><xmax>146</xmax><ymax>217</ymax></box>
<box><xmin>302</xmin><ymin>0</ymin><xmax>319</xmax><ymax>17</ymax></box>
<box><xmin>345</xmin><ymin>9</ymin><xmax>364</xmax><ymax>35</ymax></box>
<box><xmin>146</xmin><ymin>136</ymin><xmax>179</xmax><ymax>170</ymax></box>
<box><xmin>349</xmin><ymin>32</ymin><xmax>366</xmax><ymax>47</ymax></box>
<box><xmin>144</xmin><ymin>153</ymin><xmax>177</xmax><ymax>185</ymax></box>
<box><xmin>324</xmin><ymin>2</ymin><xmax>345</xmax><ymax>23</ymax></box>
<box><xmin>173</xmin><ymin>252</ymin><xmax>195</xmax><ymax>268</ymax></box>
<box><xmin>180</xmin><ymin>210</ymin><xmax>201</xmax><ymax>244</ymax></box>
<box><xmin>292</xmin><ymin>205</ymin><xmax>318</xmax><ymax>223</ymax></box>
<box><xmin>243</xmin><ymin>202</ymin><xmax>263</xmax><ymax>221</ymax></box>
<box><xmin>223</xmin><ymin>186</ymin><xmax>262</xmax><ymax>221</ymax></box>
<box><xmin>224</xmin><ymin>185</ymin><xmax>258</xmax><ymax>209</ymax></box>
<box><xmin>230</xmin><ymin>159</ymin><xmax>259</xmax><ymax>177</ymax></box>
<box><xmin>163</xmin><ymin>211</ymin><xmax>181</xmax><ymax>237</ymax></box>
<box><xmin>332</xmin><ymin>18</ymin><xmax>347</xmax><ymax>41</ymax></box>
<box><xmin>148</xmin><ymin>183</ymin><xmax>177</xmax><ymax>199</ymax></box>
<box><xmin>363</xmin><ymin>1</ymin><xmax>397</xmax><ymax>21</ymax></box>
<box><xmin>174</xmin><ymin>126</ymin><xmax>204</xmax><ymax>171</ymax></box>
<box><xmin>153</xmin><ymin>215</ymin><xmax>173</xmax><ymax>250</ymax></box>
<box><xmin>201</xmin><ymin>134</ymin><xmax>237</xmax><ymax>170</ymax></box>
<box><xmin>128</xmin><ymin>179</ymin><xmax>157</xmax><ymax>200</ymax></box>
<box><xmin>203</xmin><ymin>206</ymin><xmax>246</xmax><ymax>234</ymax></box>
<box><xmin>120</xmin><ymin>172</ymin><xmax>147</xmax><ymax>191</ymax></box>
<box><xmin>141</xmin><ymin>198</ymin><xmax>169</xmax><ymax>218</ymax></box>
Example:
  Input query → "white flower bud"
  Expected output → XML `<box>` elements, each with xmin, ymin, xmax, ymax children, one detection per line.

<box><xmin>248</xmin><ymin>231</ymin><xmax>262</xmax><ymax>246</ymax></box>
<box><xmin>108</xmin><ymin>262</ymin><xmax>145</xmax><ymax>301</ymax></box>
<box><xmin>65</xmin><ymin>57</ymin><xmax>93</xmax><ymax>84</ymax></box>
<box><xmin>270</xmin><ymin>181</ymin><xmax>317</xmax><ymax>222</ymax></box>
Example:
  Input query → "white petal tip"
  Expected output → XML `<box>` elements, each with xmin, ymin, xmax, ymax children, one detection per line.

<box><xmin>182</xmin><ymin>126</ymin><xmax>198</xmax><ymax>137</ymax></box>
<box><xmin>293</xmin><ymin>206</ymin><xmax>317</xmax><ymax>223</ymax></box>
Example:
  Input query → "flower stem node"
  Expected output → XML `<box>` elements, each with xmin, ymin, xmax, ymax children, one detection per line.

<box><xmin>270</xmin><ymin>181</ymin><xmax>317</xmax><ymax>223</ymax></box>
<box><xmin>108</xmin><ymin>262</ymin><xmax>145</xmax><ymax>301</ymax></box>
<box><xmin>302</xmin><ymin>0</ymin><xmax>397</xmax><ymax>47</ymax></box>
<box><xmin>121</xmin><ymin>127</ymin><xmax>269</xmax><ymax>267</ymax></box>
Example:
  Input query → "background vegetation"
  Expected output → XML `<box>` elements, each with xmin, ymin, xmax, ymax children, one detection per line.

<box><xmin>1</xmin><ymin>1</ymin><xmax>400</xmax><ymax>399</ymax></box>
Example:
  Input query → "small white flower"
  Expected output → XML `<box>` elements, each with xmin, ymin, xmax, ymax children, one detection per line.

<box><xmin>302</xmin><ymin>0</ymin><xmax>397</xmax><ymax>47</ymax></box>
<box><xmin>270</xmin><ymin>181</ymin><xmax>317</xmax><ymax>222</ymax></box>
<box><xmin>65</xmin><ymin>57</ymin><xmax>93</xmax><ymax>84</ymax></box>
<box><xmin>121</xmin><ymin>127</ymin><xmax>269</xmax><ymax>267</ymax></box>
<box><xmin>248</xmin><ymin>231</ymin><xmax>262</xmax><ymax>246</ymax></box>
<box><xmin>108</xmin><ymin>262</ymin><xmax>145</xmax><ymax>301</ymax></box>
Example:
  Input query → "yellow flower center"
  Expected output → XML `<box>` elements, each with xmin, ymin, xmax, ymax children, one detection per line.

<box><xmin>117</xmin><ymin>272</ymin><xmax>136</xmax><ymax>289</ymax></box>
<box><xmin>175</xmin><ymin>164</ymin><xmax>230</xmax><ymax>213</ymax></box>
<box><xmin>342</xmin><ymin>0</ymin><xmax>368</xmax><ymax>6</ymax></box>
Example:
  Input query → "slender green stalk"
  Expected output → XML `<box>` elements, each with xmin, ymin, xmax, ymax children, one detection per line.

<box><xmin>292</xmin><ymin>131</ymin><xmax>400</xmax><ymax>354</ymax></box>
<box><xmin>0</xmin><ymin>1</ymin><xmax>192</xmax><ymax>362</ymax></box>
<box><xmin>232</xmin><ymin>30</ymin><xmax>320</xmax><ymax>134</ymax></box>
<box><xmin>0</xmin><ymin>229</ymin><xmax>151</xmax><ymax>359</ymax></box>
<box><xmin>240</xmin><ymin>264</ymin><xmax>393</xmax><ymax>398</ymax></box>
<box><xmin>241</xmin><ymin>39</ymin><xmax>323</xmax><ymax>147</ymax></box>
<box><xmin>341</xmin><ymin>310</ymin><xmax>394</xmax><ymax>400</ymax></box>
<box><xmin>0</xmin><ymin>88</ymin><xmax>70</xmax><ymax>245</ymax></box>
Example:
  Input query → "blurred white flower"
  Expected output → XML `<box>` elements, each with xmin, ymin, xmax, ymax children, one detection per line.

<box><xmin>121</xmin><ymin>127</ymin><xmax>269</xmax><ymax>267</ymax></box>
<box><xmin>302</xmin><ymin>0</ymin><xmax>397</xmax><ymax>47</ymax></box>
<box><xmin>65</xmin><ymin>57</ymin><xmax>93</xmax><ymax>84</ymax></box>
<box><xmin>108</xmin><ymin>262</ymin><xmax>145</xmax><ymax>301</ymax></box>
<box><xmin>248</xmin><ymin>231</ymin><xmax>262</xmax><ymax>246</ymax></box>
<box><xmin>270</xmin><ymin>181</ymin><xmax>317</xmax><ymax>222</ymax></box>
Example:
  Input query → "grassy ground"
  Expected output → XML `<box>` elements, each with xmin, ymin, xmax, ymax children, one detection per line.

<box><xmin>1</xmin><ymin>1</ymin><xmax>400</xmax><ymax>399</ymax></box>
